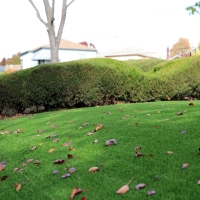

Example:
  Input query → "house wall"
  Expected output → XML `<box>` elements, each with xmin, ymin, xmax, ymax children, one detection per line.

<box><xmin>58</xmin><ymin>49</ymin><xmax>97</xmax><ymax>62</ymax></box>
<box><xmin>20</xmin><ymin>52</ymin><xmax>38</xmax><ymax>69</ymax></box>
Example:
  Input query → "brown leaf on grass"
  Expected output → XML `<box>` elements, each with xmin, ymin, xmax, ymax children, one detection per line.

<box><xmin>87</xmin><ymin>132</ymin><xmax>93</xmax><ymax>136</ymax></box>
<box><xmin>148</xmin><ymin>154</ymin><xmax>154</xmax><ymax>157</ymax></box>
<box><xmin>67</xmin><ymin>154</ymin><xmax>73</xmax><ymax>159</ymax></box>
<box><xmin>15</xmin><ymin>183</ymin><xmax>21</xmax><ymax>192</ymax></box>
<box><xmin>49</xmin><ymin>148</ymin><xmax>56</xmax><ymax>153</ymax></box>
<box><xmin>53</xmin><ymin>170</ymin><xmax>59</xmax><ymax>175</ymax></box>
<box><xmin>46</xmin><ymin>135</ymin><xmax>51</xmax><ymax>138</ymax></box>
<box><xmin>70</xmin><ymin>187</ymin><xmax>83</xmax><ymax>199</ymax></box>
<box><xmin>62</xmin><ymin>173</ymin><xmax>70</xmax><ymax>179</ymax></box>
<box><xmin>134</xmin><ymin>146</ymin><xmax>141</xmax><ymax>151</ymax></box>
<box><xmin>105</xmin><ymin>139</ymin><xmax>117</xmax><ymax>146</ymax></box>
<box><xmin>167</xmin><ymin>151</ymin><xmax>173</xmax><ymax>154</ymax></box>
<box><xmin>69</xmin><ymin>168</ymin><xmax>76</xmax><ymax>173</ymax></box>
<box><xmin>1</xmin><ymin>175</ymin><xmax>8</xmax><ymax>181</ymax></box>
<box><xmin>51</xmin><ymin>124</ymin><xmax>57</xmax><ymax>128</ymax></box>
<box><xmin>133</xmin><ymin>122</ymin><xmax>138</xmax><ymax>126</ymax></box>
<box><xmin>17</xmin><ymin>128</ymin><xmax>23</xmax><ymax>133</ymax></box>
<box><xmin>189</xmin><ymin>102</ymin><xmax>194</xmax><ymax>106</ymax></box>
<box><xmin>53</xmin><ymin>139</ymin><xmax>59</xmax><ymax>142</ymax></box>
<box><xmin>147</xmin><ymin>190</ymin><xmax>156</xmax><ymax>196</ymax></box>
<box><xmin>37</xmin><ymin>130</ymin><xmax>45</xmax><ymax>133</ymax></box>
<box><xmin>0</xmin><ymin>164</ymin><xmax>6</xmax><ymax>171</ymax></box>
<box><xmin>154</xmin><ymin>126</ymin><xmax>159</xmax><ymax>128</ymax></box>
<box><xmin>35</xmin><ymin>160</ymin><xmax>40</xmax><ymax>165</ymax></box>
<box><xmin>63</xmin><ymin>142</ymin><xmax>72</xmax><ymax>147</ymax></box>
<box><xmin>94</xmin><ymin>124</ymin><xmax>103</xmax><ymax>132</ymax></box>
<box><xmin>177</xmin><ymin>112</ymin><xmax>183</xmax><ymax>116</ymax></box>
<box><xmin>89</xmin><ymin>166</ymin><xmax>99</xmax><ymax>172</ymax></box>
<box><xmin>13</xmin><ymin>168</ymin><xmax>23</xmax><ymax>172</ymax></box>
<box><xmin>39</xmin><ymin>142</ymin><xmax>44</xmax><ymax>146</ymax></box>
<box><xmin>22</xmin><ymin>163</ymin><xmax>27</xmax><ymax>167</ymax></box>
<box><xmin>53</xmin><ymin>159</ymin><xmax>65</xmax><ymax>164</ymax></box>
<box><xmin>135</xmin><ymin>183</ymin><xmax>146</xmax><ymax>190</ymax></box>
<box><xmin>197</xmin><ymin>180</ymin><xmax>200</xmax><ymax>185</ymax></box>
<box><xmin>136</xmin><ymin>152</ymin><xmax>144</xmax><ymax>157</ymax></box>
<box><xmin>116</xmin><ymin>177</ymin><xmax>134</xmax><ymax>194</ymax></box>
<box><xmin>26</xmin><ymin>159</ymin><xmax>34</xmax><ymax>163</ymax></box>
<box><xmin>30</xmin><ymin>146</ymin><xmax>37</xmax><ymax>150</ymax></box>
<box><xmin>69</xmin><ymin>147</ymin><xmax>76</xmax><ymax>151</ymax></box>
<box><xmin>93</xmin><ymin>139</ymin><xmax>98</xmax><ymax>144</ymax></box>
<box><xmin>181</xmin><ymin>163</ymin><xmax>189</xmax><ymax>169</ymax></box>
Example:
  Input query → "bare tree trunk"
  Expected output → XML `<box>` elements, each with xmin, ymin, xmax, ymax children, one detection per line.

<box><xmin>28</xmin><ymin>0</ymin><xmax>75</xmax><ymax>63</ymax></box>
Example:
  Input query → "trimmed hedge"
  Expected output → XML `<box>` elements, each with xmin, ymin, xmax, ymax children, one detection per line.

<box><xmin>1</xmin><ymin>57</ymin><xmax>200</xmax><ymax>116</ymax></box>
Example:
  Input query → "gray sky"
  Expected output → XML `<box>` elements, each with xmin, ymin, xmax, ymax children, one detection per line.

<box><xmin>0</xmin><ymin>0</ymin><xmax>200</xmax><ymax>59</ymax></box>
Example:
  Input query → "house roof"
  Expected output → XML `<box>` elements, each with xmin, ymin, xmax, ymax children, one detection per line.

<box><xmin>97</xmin><ymin>47</ymin><xmax>160</xmax><ymax>59</ymax></box>
<box><xmin>21</xmin><ymin>39</ymin><xmax>97</xmax><ymax>56</ymax></box>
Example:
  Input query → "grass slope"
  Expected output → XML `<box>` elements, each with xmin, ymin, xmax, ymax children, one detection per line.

<box><xmin>1</xmin><ymin>101</ymin><xmax>200</xmax><ymax>200</ymax></box>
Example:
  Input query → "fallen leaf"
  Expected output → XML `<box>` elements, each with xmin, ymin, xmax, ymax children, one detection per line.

<box><xmin>198</xmin><ymin>180</ymin><xmax>200</xmax><ymax>185</ymax></box>
<box><xmin>67</xmin><ymin>154</ymin><xmax>73</xmax><ymax>159</ymax></box>
<box><xmin>46</xmin><ymin>135</ymin><xmax>51</xmax><ymax>138</ymax></box>
<box><xmin>189</xmin><ymin>102</ymin><xmax>194</xmax><ymax>106</ymax></box>
<box><xmin>26</xmin><ymin>159</ymin><xmax>34</xmax><ymax>163</ymax></box>
<box><xmin>89</xmin><ymin>166</ymin><xmax>99</xmax><ymax>172</ymax></box>
<box><xmin>87</xmin><ymin>132</ymin><xmax>93</xmax><ymax>136</ymax></box>
<box><xmin>135</xmin><ymin>183</ymin><xmax>146</xmax><ymax>190</ymax></box>
<box><xmin>36</xmin><ymin>134</ymin><xmax>40</xmax><ymax>137</ymax></box>
<box><xmin>69</xmin><ymin>147</ymin><xmax>76</xmax><ymax>151</ymax></box>
<box><xmin>13</xmin><ymin>168</ymin><xmax>23</xmax><ymax>172</ymax></box>
<box><xmin>154</xmin><ymin>175</ymin><xmax>161</xmax><ymax>181</ymax></box>
<box><xmin>53</xmin><ymin>139</ymin><xmax>59</xmax><ymax>142</ymax></box>
<box><xmin>15</xmin><ymin>183</ymin><xmax>21</xmax><ymax>192</ymax></box>
<box><xmin>62</xmin><ymin>173</ymin><xmax>70</xmax><ymax>179</ymax></box>
<box><xmin>53</xmin><ymin>159</ymin><xmax>65</xmax><ymax>164</ymax></box>
<box><xmin>49</xmin><ymin>148</ymin><xmax>56</xmax><ymax>153</ymax></box>
<box><xmin>51</xmin><ymin>134</ymin><xmax>58</xmax><ymax>137</ymax></box>
<box><xmin>148</xmin><ymin>154</ymin><xmax>154</xmax><ymax>157</ymax></box>
<box><xmin>0</xmin><ymin>164</ymin><xmax>6</xmax><ymax>171</ymax></box>
<box><xmin>0</xmin><ymin>160</ymin><xmax>7</xmax><ymax>165</ymax></box>
<box><xmin>147</xmin><ymin>190</ymin><xmax>156</xmax><ymax>196</ymax></box>
<box><xmin>51</xmin><ymin>124</ymin><xmax>57</xmax><ymax>128</ymax></box>
<box><xmin>30</xmin><ymin>146</ymin><xmax>37</xmax><ymax>150</ymax></box>
<box><xmin>154</xmin><ymin>126</ymin><xmax>159</xmax><ymax>128</ymax></box>
<box><xmin>82</xmin><ymin>122</ymin><xmax>89</xmax><ymax>126</ymax></box>
<box><xmin>81</xmin><ymin>197</ymin><xmax>87</xmax><ymax>200</ymax></box>
<box><xmin>105</xmin><ymin>139</ymin><xmax>117</xmax><ymax>146</ymax></box>
<box><xmin>136</xmin><ymin>152</ymin><xmax>144</xmax><ymax>157</ymax></box>
<box><xmin>167</xmin><ymin>151</ymin><xmax>173</xmax><ymax>154</ymax></box>
<box><xmin>134</xmin><ymin>146</ymin><xmax>141</xmax><ymax>151</ymax></box>
<box><xmin>133</xmin><ymin>122</ymin><xmax>139</xmax><ymax>125</ymax></box>
<box><xmin>37</xmin><ymin>130</ymin><xmax>45</xmax><ymax>132</ymax></box>
<box><xmin>22</xmin><ymin>163</ymin><xmax>27</xmax><ymax>167</ymax></box>
<box><xmin>63</xmin><ymin>142</ymin><xmax>72</xmax><ymax>147</ymax></box>
<box><xmin>77</xmin><ymin>126</ymin><xmax>82</xmax><ymax>129</ymax></box>
<box><xmin>94</xmin><ymin>124</ymin><xmax>103</xmax><ymax>132</ymax></box>
<box><xmin>53</xmin><ymin>170</ymin><xmax>59</xmax><ymax>175</ymax></box>
<box><xmin>181</xmin><ymin>163</ymin><xmax>189</xmax><ymax>169</ymax></box>
<box><xmin>1</xmin><ymin>175</ymin><xmax>8</xmax><ymax>181</ymax></box>
<box><xmin>177</xmin><ymin>112</ymin><xmax>183</xmax><ymax>116</ymax></box>
<box><xmin>116</xmin><ymin>176</ymin><xmax>134</xmax><ymax>194</ymax></box>
<box><xmin>93</xmin><ymin>139</ymin><xmax>98</xmax><ymax>144</ymax></box>
<box><xmin>146</xmin><ymin>114</ymin><xmax>150</xmax><ymax>116</ymax></box>
<box><xmin>181</xmin><ymin>130</ymin><xmax>187</xmax><ymax>134</ymax></box>
<box><xmin>39</xmin><ymin>142</ymin><xmax>44</xmax><ymax>146</ymax></box>
<box><xmin>69</xmin><ymin>168</ymin><xmax>76</xmax><ymax>173</ymax></box>
<box><xmin>70</xmin><ymin>187</ymin><xmax>83</xmax><ymax>199</ymax></box>
<box><xmin>35</xmin><ymin>160</ymin><xmax>40</xmax><ymax>165</ymax></box>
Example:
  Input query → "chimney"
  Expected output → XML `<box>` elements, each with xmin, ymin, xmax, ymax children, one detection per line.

<box><xmin>166</xmin><ymin>47</ymin><xmax>170</xmax><ymax>60</ymax></box>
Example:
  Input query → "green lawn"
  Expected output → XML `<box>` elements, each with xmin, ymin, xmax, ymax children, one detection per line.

<box><xmin>1</xmin><ymin>101</ymin><xmax>200</xmax><ymax>200</ymax></box>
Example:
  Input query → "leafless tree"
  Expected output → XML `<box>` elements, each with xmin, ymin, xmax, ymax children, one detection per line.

<box><xmin>28</xmin><ymin>0</ymin><xmax>75</xmax><ymax>63</ymax></box>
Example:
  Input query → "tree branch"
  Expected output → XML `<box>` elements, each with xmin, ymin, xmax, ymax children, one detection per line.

<box><xmin>52</xmin><ymin>0</ymin><xmax>55</xmax><ymax>24</ymax></box>
<box><xmin>28</xmin><ymin>0</ymin><xmax>47</xmax><ymax>26</ymax></box>
<box><xmin>67</xmin><ymin>0</ymin><xmax>76</xmax><ymax>9</ymax></box>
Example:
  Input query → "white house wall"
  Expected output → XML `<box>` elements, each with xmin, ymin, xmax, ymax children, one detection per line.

<box><xmin>58</xmin><ymin>49</ymin><xmax>96</xmax><ymax>62</ymax></box>
<box><xmin>21</xmin><ymin>52</ymin><xmax>38</xmax><ymax>69</ymax></box>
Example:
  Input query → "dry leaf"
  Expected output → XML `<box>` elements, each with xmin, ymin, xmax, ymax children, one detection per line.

<box><xmin>30</xmin><ymin>146</ymin><xmax>37</xmax><ymax>150</ymax></box>
<box><xmin>67</xmin><ymin>154</ymin><xmax>73</xmax><ymax>159</ymax></box>
<box><xmin>49</xmin><ymin>148</ymin><xmax>56</xmax><ymax>153</ymax></box>
<box><xmin>63</xmin><ymin>142</ymin><xmax>72</xmax><ymax>147</ymax></box>
<box><xmin>15</xmin><ymin>183</ymin><xmax>21</xmax><ymax>192</ymax></box>
<box><xmin>181</xmin><ymin>130</ymin><xmax>187</xmax><ymax>134</ymax></box>
<box><xmin>36</xmin><ymin>134</ymin><xmax>40</xmax><ymax>137</ymax></box>
<box><xmin>177</xmin><ymin>112</ymin><xmax>183</xmax><ymax>116</ymax></box>
<box><xmin>35</xmin><ymin>160</ymin><xmax>40</xmax><ymax>165</ymax></box>
<box><xmin>89</xmin><ymin>166</ymin><xmax>99</xmax><ymax>172</ymax></box>
<box><xmin>53</xmin><ymin>159</ymin><xmax>65</xmax><ymax>164</ymax></box>
<box><xmin>37</xmin><ymin>130</ymin><xmax>45</xmax><ymax>132</ymax></box>
<box><xmin>189</xmin><ymin>102</ymin><xmax>194</xmax><ymax>106</ymax></box>
<box><xmin>0</xmin><ymin>164</ymin><xmax>6</xmax><ymax>171</ymax></box>
<box><xmin>39</xmin><ymin>142</ymin><xmax>44</xmax><ymax>146</ymax></box>
<box><xmin>136</xmin><ymin>152</ymin><xmax>144</xmax><ymax>157</ymax></box>
<box><xmin>53</xmin><ymin>170</ymin><xmax>59</xmax><ymax>175</ymax></box>
<box><xmin>13</xmin><ymin>168</ymin><xmax>23</xmax><ymax>172</ymax></box>
<box><xmin>53</xmin><ymin>139</ymin><xmax>59</xmax><ymax>142</ymax></box>
<box><xmin>94</xmin><ymin>124</ymin><xmax>103</xmax><ymax>132</ymax></box>
<box><xmin>69</xmin><ymin>168</ymin><xmax>76</xmax><ymax>173</ymax></box>
<box><xmin>198</xmin><ymin>180</ymin><xmax>200</xmax><ymax>185</ymax></box>
<box><xmin>82</xmin><ymin>122</ymin><xmax>89</xmax><ymax>126</ymax></box>
<box><xmin>51</xmin><ymin>124</ymin><xmax>57</xmax><ymax>128</ymax></box>
<box><xmin>1</xmin><ymin>175</ymin><xmax>8</xmax><ymax>181</ymax></box>
<box><xmin>105</xmin><ymin>139</ymin><xmax>117</xmax><ymax>146</ymax></box>
<box><xmin>22</xmin><ymin>163</ymin><xmax>27</xmax><ymax>167</ymax></box>
<box><xmin>87</xmin><ymin>132</ymin><xmax>93</xmax><ymax>136</ymax></box>
<box><xmin>148</xmin><ymin>154</ymin><xmax>154</xmax><ymax>157</ymax></box>
<box><xmin>147</xmin><ymin>190</ymin><xmax>156</xmax><ymax>196</ymax></box>
<box><xmin>181</xmin><ymin>163</ymin><xmax>189</xmax><ymax>169</ymax></box>
<box><xmin>62</xmin><ymin>173</ymin><xmax>70</xmax><ymax>179</ymax></box>
<box><xmin>167</xmin><ymin>151</ymin><xmax>173</xmax><ymax>154</ymax></box>
<box><xmin>134</xmin><ymin>146</ymin><xmax>141</xmax><ymax>151</ymax></box>
<box><xmin>26</xmin><ymin>159</ymin><xmax>34</xmax><ymax>163</ymax></box>
<box><xmin>93</xmin><ymin>139</ymin><xmax>98</xmax><ymax>144</ymax></box>
<box><xmin>135</xmin><ymin>183</ymin><xmax>146</xmax><ymax>190</ymax></box>
<box><xmin>70</xmin><ymin>187</ymin><xmax>83</xmax><ymax>199</ymax></box>
<box><xmin>116</xmin><ymin>177</ymin><xmax>134</xmax><ymax>194</ymax></box>
<box><xmin>69</xmin><ymin>147</ymin><xmax>76</xmax><ymax>151</ymax></box>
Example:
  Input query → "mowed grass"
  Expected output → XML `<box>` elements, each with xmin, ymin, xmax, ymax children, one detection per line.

<box><xmin>1</xmin><ymin>101</ymin><xmax>200</xmax><ymax>200</ymax></box>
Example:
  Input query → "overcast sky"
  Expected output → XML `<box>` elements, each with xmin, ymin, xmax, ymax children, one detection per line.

<box><xmin>0</xmin><ymin>0</ymin><xmax>200</xmax><ymax>59</ymax></box>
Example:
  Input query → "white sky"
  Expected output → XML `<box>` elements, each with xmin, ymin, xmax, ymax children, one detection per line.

<box><xmin>0</xmin><ymin>0</ymin><xmax>200</xmax><ymax>59</ymax></box>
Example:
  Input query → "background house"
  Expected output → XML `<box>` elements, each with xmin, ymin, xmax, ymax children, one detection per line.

<box><xmin>0</xmin><ymin>66</ymin><xmax>4</xmax><ymax>73</ymax></box>
<box><xmin>20</xmin><ymin>39</ymin><xmax>97</xmax><ymax>69</ymax></box>
<box><xmin>97</xmin><ymin>47</ymin><xmax>161</xmax><ymax>60</ymax></box>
